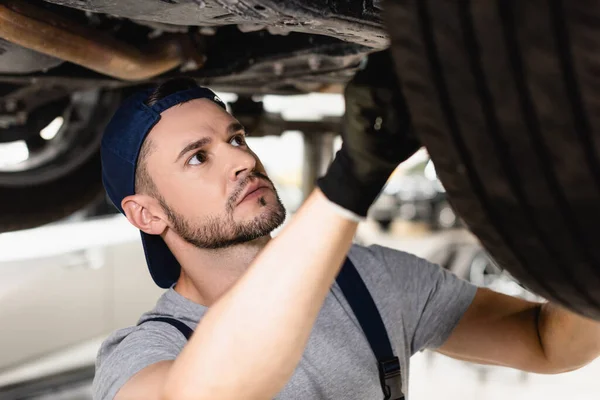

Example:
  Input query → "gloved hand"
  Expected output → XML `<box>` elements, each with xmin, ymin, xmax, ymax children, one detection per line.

<box><xmin>317</xmin><ymin>49</ymin><xmax>421</xmax><ymax>218</ymax></box>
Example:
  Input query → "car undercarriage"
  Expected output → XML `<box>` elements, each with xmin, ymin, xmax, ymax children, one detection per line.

<box><xmin>0</xmin><ymin>0</ymin><xmax>386</xmax><ymax>232</ymax></box>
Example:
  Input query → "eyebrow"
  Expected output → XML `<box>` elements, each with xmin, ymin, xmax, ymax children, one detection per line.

<box><xmin>175</xmin><ymin>137</ymin><xmax>212</xmax><ymax>162</ymax></box>
<box><xmin>228</xmin><ymin>122</ymin><xmax>246</xmax><ymax>136</ymax></box>
<box><xmin>174</xmin><ymin>122</ymin><xmax>246</xmax><ymax>163</ymax></box>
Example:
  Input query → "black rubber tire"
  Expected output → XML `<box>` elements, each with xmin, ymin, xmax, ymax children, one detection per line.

<box><xmin>384</xmin><ymin>0</ymin><xmax>600</xmax><ymax>320</ymax></box>
<box><xmin>0</xmin><ymin>91</ymin><xmax>120</xmax><ymax>233</ymax></box>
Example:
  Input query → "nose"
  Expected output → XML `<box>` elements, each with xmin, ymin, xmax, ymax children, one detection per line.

<box><xmin>227</xmin><ymin>146</ymin><xmax>257</xmax><ymax>182</ymax></box>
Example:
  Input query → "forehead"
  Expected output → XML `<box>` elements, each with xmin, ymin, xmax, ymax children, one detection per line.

<box><xmin>146</xmin><ymin>98</ymin><xmax>235</xmax><ymax>145</ymax></box>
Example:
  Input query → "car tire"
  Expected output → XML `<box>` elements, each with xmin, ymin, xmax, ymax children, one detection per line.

<box><xmin>0</xmin><ymin>91</ymin><xmax>120</xmax><ymax>232</ymax></box>
<box><xmin>385</xmin><ymin>0</ymin><xmax>600</xmax><ymax>319</ymax></box>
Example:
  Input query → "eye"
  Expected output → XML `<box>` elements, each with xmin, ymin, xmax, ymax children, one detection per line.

<box><xmin>188</xmin><ymin>151</ymin><xmax>207</xmax><ymax>166</ymax></box>
<box><xmin>230</xmin><ymin>134</ymin><xmax>247</xmax><ymax>147</ymax></box>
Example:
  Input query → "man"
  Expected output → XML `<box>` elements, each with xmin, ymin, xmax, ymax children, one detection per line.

<box><xmin>93</xmin><ymin>51</ymin><xmax>600</xmax><ymax>400</ymax></box>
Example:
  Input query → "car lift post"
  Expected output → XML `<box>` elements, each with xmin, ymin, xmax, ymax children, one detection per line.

<box><xmin>301</xmin><ymin>130</ymin><xmax>335</xmax><ymax>202</ymax></box>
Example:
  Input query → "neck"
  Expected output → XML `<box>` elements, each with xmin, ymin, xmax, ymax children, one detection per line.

<box><xmin>172</xmin><ymin>235</ymin><xmax>271</xmax><ymax>306</ymax></box>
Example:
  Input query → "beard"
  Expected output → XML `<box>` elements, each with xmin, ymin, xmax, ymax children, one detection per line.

<box><xmin>160</xmin><ymin>173</ymin><xmax>286</xmax><ymax>249</ymax></box>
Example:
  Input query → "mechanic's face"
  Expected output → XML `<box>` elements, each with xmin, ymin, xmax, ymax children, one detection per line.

<box><xmin>145</xmin><ymin>98</ymin><xmax>286</xmax><ymax>249</ymax></box>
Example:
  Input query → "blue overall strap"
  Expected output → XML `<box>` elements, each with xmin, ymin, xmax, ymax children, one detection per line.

<box><xmin>137</xmin><ymin>317</ymin><xmax>193</xmax><ymax>340</ymax></box>
<box><xmin>335</xmin><ymin>257</ymin><xmax>404</xmax><ymax>400</ymax></box>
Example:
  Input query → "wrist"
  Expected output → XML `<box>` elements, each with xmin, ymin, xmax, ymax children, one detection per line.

<box><xmin>317</xmin><ymin>189</ymin><xmax>366</xmax><ymax>223</ymax></box>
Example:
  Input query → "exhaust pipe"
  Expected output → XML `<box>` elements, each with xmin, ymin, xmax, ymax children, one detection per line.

<box><xmin>0</xmin><ymin>1</ymin><xmax>202</xmax><ymax>81</ymax></box>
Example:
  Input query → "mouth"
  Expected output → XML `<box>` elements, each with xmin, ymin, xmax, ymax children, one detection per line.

<box><xmin>237</xmin><ymin>179</ymin><xmax>272</xmax><ymax>205</ymax></box>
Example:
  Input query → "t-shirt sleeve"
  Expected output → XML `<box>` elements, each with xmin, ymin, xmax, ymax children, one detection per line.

<box><xmin>92</xmin><ymin>322</ymin><xmax>188</xmax><ymax>400</ymax></box>
<box><xmin>374</xmin><ymin>245</ymin><xmax>477</xmax><ymax>354</ymax></box>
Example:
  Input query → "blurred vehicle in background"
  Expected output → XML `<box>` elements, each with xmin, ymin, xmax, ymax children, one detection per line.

<box><xmin>369</xmin><ymin>158</ymin><xmax>461</xmax><ymax>232</ymax></box>
<box><xmin>368</xmin><ymin>185</ymin><xmax>399</xmax><ymax>232</ymax></box>
<box><xmin>0</xmin><ymin>195</ymin><xmax>162</xmax><ymax>399</ymax></box>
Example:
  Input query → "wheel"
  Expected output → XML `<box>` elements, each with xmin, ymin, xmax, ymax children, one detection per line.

<box><xmin>384</xmin><ymin>0</ymin><xmax>600</xmax><ymax>319</ymax></box>
<box><xmin>377</xmin><ymin>218</ymin><xmax>393</xmax><ymax>231</ymax></box>
<box><xmin>0</xmin><ymin>90</ymin><xmax>121</xmax><ymax>232</ymax></box>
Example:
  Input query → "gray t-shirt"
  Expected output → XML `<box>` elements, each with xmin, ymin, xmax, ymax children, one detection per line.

<box><xmin>93</xmin><ymin>244</ymin><xmax>477</xmax><ymax>400</ymax></box>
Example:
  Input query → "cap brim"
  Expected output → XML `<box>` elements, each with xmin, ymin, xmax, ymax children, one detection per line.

<box><xmin>140</xmin><ymin>231</ymin><xmax>180</xmax><ymax>288</ymax></box>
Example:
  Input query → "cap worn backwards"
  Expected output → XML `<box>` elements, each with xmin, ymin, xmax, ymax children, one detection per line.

<box><xmin>100</xmin><ymin>85</ymin><xmax>226</xmax><ymax>288</ymax></box>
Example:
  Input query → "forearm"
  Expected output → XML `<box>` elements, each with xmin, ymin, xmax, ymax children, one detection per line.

<box><xmin>163</xmin><ymin>189</ymin><xmax>357</xmax><ymax>400</ymax></box>
<box><xmin>538</xmin><ymin>302</ymin><xmax>600</xmax><ymax>373</ymax></box>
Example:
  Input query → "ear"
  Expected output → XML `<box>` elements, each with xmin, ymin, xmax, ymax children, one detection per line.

<box><xmin>121</xmin><ymin>194</ymin><xmax>168</xmax><ymax>235</ymax></box>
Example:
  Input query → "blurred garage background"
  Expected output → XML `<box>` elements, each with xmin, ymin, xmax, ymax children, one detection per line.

<box><xmin>0</xmin><ymin>92</ymin><xmax>598</xmax><ymax>400</ymax></box>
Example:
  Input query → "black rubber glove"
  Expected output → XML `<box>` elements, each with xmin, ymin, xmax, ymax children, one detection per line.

<box><xmin>317</xmin><ymin>49</ymin><xmax>421</xmax><ymax>217</ymax></box>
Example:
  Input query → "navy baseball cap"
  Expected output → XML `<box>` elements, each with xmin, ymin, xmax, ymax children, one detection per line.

<box><xmin>101</xmin><ymin>86</ymin><xmax>227</xmax><ymax>288</ymax></box>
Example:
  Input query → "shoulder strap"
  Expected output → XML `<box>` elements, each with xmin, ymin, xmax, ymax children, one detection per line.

<box><xmin>335</xmin><ymin>257</ymin><xmax>404</xmax><ymax>400</ymax></box>
<box><xmin>137</xmin><ymin>317</ymin><xmax>193</xmax><ymax>340</ymax></box>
